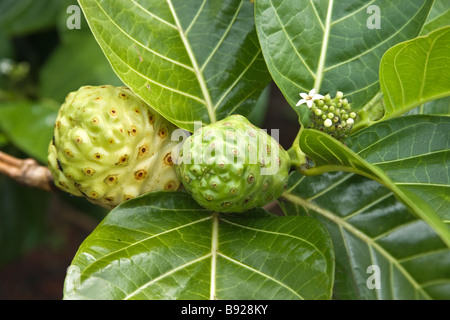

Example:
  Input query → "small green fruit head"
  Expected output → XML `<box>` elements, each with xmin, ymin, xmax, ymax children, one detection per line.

<box><xmin>297</xmin><ymin>89</ymin><xmax>357</xmax><ymax>139</ymax></box>
<box><xmin>48</xmin><ymin>85</ymin><xmax>180</xmax><ymax>209</ymax></box>
<box><xmin>174</xmin><ymin>115</ymin><xmax>291</xmax><ymax>213</ymax></box>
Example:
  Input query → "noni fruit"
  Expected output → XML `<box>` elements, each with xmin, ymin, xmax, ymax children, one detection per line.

<box><xmin>48</xmin><ymin>85</ymin><xmax>180</xmax><ymax>208</ymax></box>
<box><xmin>174</xmin><ymin>115</ymin><xmax>291</xmax><ymax>213</ymax></box>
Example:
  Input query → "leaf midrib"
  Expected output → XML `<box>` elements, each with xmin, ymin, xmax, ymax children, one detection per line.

<box><xmin>166</xmin><ymin>0</ymin><xmax>216</xmax><ymax>124</ymax></box>
<box><xmin>314</xmin><ymin>0</ymin><xmax>333</xmax><ymax>92</ymax></box>
<box><xmin>282</xmin><ymin>192</ymin><xmax>433</xmax><ymax>300</ymax></box>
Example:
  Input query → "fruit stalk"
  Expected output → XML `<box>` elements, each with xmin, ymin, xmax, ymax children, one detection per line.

<box><xmin>0</xmin><ymin>151</ymin><xmax>54</xmax><ymax>192</ymax></box>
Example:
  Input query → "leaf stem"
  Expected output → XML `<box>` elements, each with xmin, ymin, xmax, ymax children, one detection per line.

<box><xmin>287</xmin><ymin>128</ymin><xmax>307</xmax><ymax>171</ymax></box>
<box><xmin>352</xmin><ymin>92</ymin><xmax>384</xmax><ymax>132</ymax></box>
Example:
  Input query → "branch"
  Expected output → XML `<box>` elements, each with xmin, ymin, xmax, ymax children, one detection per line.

<box><xmin>0</xmin><ymin>151</ymin><xmax>55</xmax><ymax>192</ymax></box>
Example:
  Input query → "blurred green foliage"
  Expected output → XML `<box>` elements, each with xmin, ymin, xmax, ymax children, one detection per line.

<box><xmin>0</xmin><ymin>0</ymin><xmax>119</xmax><ymax>266</ymax></box>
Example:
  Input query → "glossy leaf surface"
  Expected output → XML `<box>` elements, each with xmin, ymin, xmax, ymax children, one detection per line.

<box><xmin>297</xmin><ymin>115</ymin><xmax>450</xmax><ymax>245</ymax></box>
<box><xmin>281</xmin><ymin>171</ymin><xmax>450</xmax><ymax>300</ymax></box>
<box><xmin>78</xmin><ymin>0</ymin><xmax>271</xmax><ymax>132</ymax></box>
<box><xmin>64</xmin><ymin>192</ymin><xmax>334</xmax><ymax>300</ymax></box>
<box><xmin>380</xmin><ymin>26</ymin><xmax>450</xmax><ymax>120</ymax></box>
<box><xmin>255</xmin><ymin>0</ymin><xmax>432</xmax><ymax>112</ymax></box>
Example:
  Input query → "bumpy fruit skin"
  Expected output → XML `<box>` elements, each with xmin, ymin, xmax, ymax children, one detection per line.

<box><xmin>174</xmin><ymin>115</ymin><xmax>290</xmax><ymax>213</ymax></box>
<box><xmin>48</xmin><ymin>85</ymin><xmax>180</xmax><ymax>208</ymax></box>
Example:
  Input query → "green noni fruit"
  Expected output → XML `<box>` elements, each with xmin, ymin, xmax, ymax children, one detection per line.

<box><xmin>48</xmin><ymin>85</ymin><xmax>180</xmax><ymax>208</ymax></box>
<box><xmin>174</xmin><ymin>115</ymin><xmax>291</xmax><ymax>213</ymax></box>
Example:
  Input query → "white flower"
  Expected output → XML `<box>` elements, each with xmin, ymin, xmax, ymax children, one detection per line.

<box><xmin>346</xmin><ymin>118</ymin><xmax>354</xmax><ymax>126</ymax></box>
<box><xmin>324</xmin><ymin>118</ymin><xmax>333</xmax><ymax>127</ymax></box>
<box><xmin>296</xmin><ymin>89</ymin><xmax>324</xmax><ymax>108</ymax></box>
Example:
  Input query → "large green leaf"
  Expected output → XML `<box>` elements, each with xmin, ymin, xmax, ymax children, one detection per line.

<box><xmin>379</xmin><ymin>26</ymin><xmax>450</xmax><ymax>120</ymax></box>
<box><xmin>296</xmin><ymin>115</ymin><xmax>450</xmax><ymax>246</ymax></box>
<box><xmin>78</xmin><ymin>0</ymin><xmax>271</xmax><ymax>132</ymax></box>
<box><xmin>63</xmin><ymin>192</ymin><xmax>334</xmax><ymax>300</ymax></box>
<box><xmin>281</xmin><ymin>171</ymin><xmax>450</xmax><ymax>300</ymax></box>
<box><xmin>255</xmin><ymin>0</ymin><xmax>433</xmax><ymax>112</ymax></box>
<box><xmin>421</xmin><ymin>1</ymin><xmax>450</xmax><ymax>35</ymax></box>
<box><xmin>0</xmin><ymin>99</ymin><xmax>58</xmax><ymax>163</ymax></box>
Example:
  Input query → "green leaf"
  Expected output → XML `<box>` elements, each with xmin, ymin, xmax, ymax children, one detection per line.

<box><xmin>421</xmin><ymin>1</ymin><xmax>450</xmax><ymax>35</ymax></box>
<box><xmin>348</xmin><ymin>115</ymin><xmax>450</xmax><ymax>224</ymax></box>
<box><xmin>39</xmin><ymin>31</ymin><xmax>123</xmax><ymax>103</ymax></box>
<box><xmin>78</xmin><ymin>0</ymin><xmax>271</xmax><ymax>132</ymax></box>
<box><xmin>281</xmin><ymin>171</ymin><xmax>450</xmax><ymax>300</ymax></box>
<box><xmin>0</xmin><ymin>0</ymin><xmax>62</xmax><ymax>36</ymax></box>
<box><xmin>63</xmin><ymin>192</ymin><xmax>334</xmax><ymax>300</ymax></box>
<box><xmin>296</xmin><ymin>115</ymin><xmax>450</xmax><ymax>246</ymax></box>
<box><xmin>379</xmin><ymin>26</ymin><xmax>450</xmax><ymax>120</ymax></box>
<box><xmin>0</xmin><ymin>99</ymin><xmax>58</xmax><ymax>163</ymax></box>
<box><xmin>255</xmin><ymin>0</ymin><xmax>432</xmax><ymax>113</ymax></box>
<box><xmin>408</xmin><ymin>96</ymin><xmax>450</xmax><ymax>116</ymax></box>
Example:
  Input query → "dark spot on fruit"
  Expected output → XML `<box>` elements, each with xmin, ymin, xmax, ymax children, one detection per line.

<box><xmin>164</xmin><ymin>181</ymin><xmax>177</xmax><ymax>190</ymax></box>
<box><xmin>104</xmin><ymin>175</ymin><xmax>118</xmax><ymax>185</ymax></box>
<box><xmin>75</xmin><ymin>136</ymin><xmax>82</xmax><ymax>144</ymax></box>
<box><xmin>243</xmin><ymin>197</ymin><xmax>251</xmax><ymax>204</ymax></box>
<box><xmin>131</xmin><ymin>126</ymin><xmax>138</xmax><ymax>136</ymax></box>
<box><xmin>58</xmin><ymin>181</ymin><xmax>67</xmax><ymax>188</ymax></box>
<box><xmin>263</xmin><ymin>181</ymin><xmax>269</xmax><ymax>191</ymax></box>
<box><xmin>135</xmin><ymin>169</ymin><xmax>147</xmax><ymax>180</ymax></box>
<box><xmin>83</xmin><ymin>167</ymin><xmax>95</xmax><ymax>176</ymax></box>
<box><xmin>55</xmin><ymin>121</ymin><xmax>61</xmax><ymax>129</ymax></box>
<box><xmin>64</xmin><ymin>149</ymin><xmax>73</xmax><ymax>158</ymax></box>
<box><xmin>124</xmin><ymin>195</ymin><xmax>134</xmax><ymax>201</ymax></box>
<box><xmin>105</xmin><ymin>197</ymin><xmax>114</xmax><ymax>202</ymax></box>
<box><xmin>211</xmin><ymin>182</ymin><xmax>217</xmax><ymax>188</ymax></box>
<box><xmin>164</xmin><ymin>152</ymin><xmax>173</xmax><ymax>166</ymax></box>
<box><xmin>247</xmin><ymin>174</ymin><xmax>254</xmax><ymax>184</ymax></box>
<box><xmin>74</xmin><ymin>182</ymin><xmax>81</xmax><ymax>189</ymax></box>
<box><xmin>221</xmin><ymin>201</ymin><xmax>232</xmax><ymax>207</ymax></box>
<box><xmin>90</xmin><ymin>191</ymin><xmax>99</xmax><ymax>198</ymax></box>
<box><xmin>206</xmin><ymin>194</ymin><xmax>214</xmax><ymax>201</ymax></box>
<box><xmin>148</xmin><ymin>112</ymin><xmax>155</xmax><ymax>125</ymax></box>
<box><xmin>119</xmin><ymin>93</ymin><xmax>127</xmax><ymax>99</ymax></box>
<box><xmin>158</xmin><ymin>128</ymin><xmax>167</xmax><ymax>138</ymax></box>
<box><xmin>110</xmin><ymin>108</ymin><xmax>117</xmax><ymax>116</ymax></box>
<box><xmin>116</xmin><ymin>155</ymin><xmax>128</xmax><ymax>165</ymax></box>
<box><xmin>138</xmin><ymin>144</ymin><xmax>149</xmax><ymax>158</ymax></box>
<box><xmin>92</xmin><ymin>118</ymin><xmax>99</xmax><ymax>125</ymax></box>
<box><xmin>52</xmin><ymin>135</ymin><xmax>55</xmax><ymax>146</ymax></box>
<box><xmin>230</xmin><ymin>188</ymin><xmax>237</xmax><ymax>194</ymax></box>
<box><xmin>94</xmin><ymin>97</ymin><xmax>102</xmax><ymax>101</ymax></box>
<box><xmin>94</xmin><ymin>153</ymin><xmax>102</xmax><ymax>160</ymax></box>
